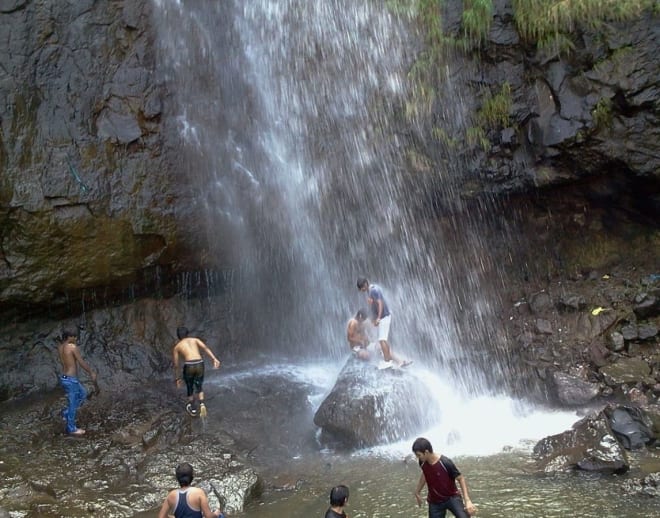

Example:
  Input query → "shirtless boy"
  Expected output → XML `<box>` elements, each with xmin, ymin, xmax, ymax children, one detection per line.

<box><xmin>347</xmin><ymin>308</ymin><xmax>374</xmax><ymax>360</ymax></box>
<box><xmin>58</xmin><ymin>328</ymin><xmax>97</xmax><ymax>436</ymax></box>
<box><xmin>172</xmin><ymin>327</ymin><xmax>221</xmax><ymax>416</ymax></box>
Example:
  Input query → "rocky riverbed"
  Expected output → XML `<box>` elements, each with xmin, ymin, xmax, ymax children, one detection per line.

<box><xmin>0</xmin><ymin>270</ymin><xmax>658</xmax><ymax>517</ymax></box>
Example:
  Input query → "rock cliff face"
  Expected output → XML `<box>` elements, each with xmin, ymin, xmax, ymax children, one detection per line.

<box><xmin>0</xmin><ymin>1</ymin><xmax>658</xmax><ymax>395</ymax></box>
<box><xmin>428</xmin><ymin>0</ymin><xmax>659</xmax><ymax>198</ymax></box>
<box><xmin>0</xmin><ymin>0</ymin><xmax>210</xmax><ymax>322</ymax></box>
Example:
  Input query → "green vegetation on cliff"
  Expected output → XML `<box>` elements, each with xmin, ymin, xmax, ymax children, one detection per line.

<box><xmin>393</xmin><ymin>0</ymin><xmax>654</xmax><ymax>153</ymax></box>
<box><xmin>512</xmin><ymin>0</ymin><xmax>656</xmax><ymax>43</ymax></box>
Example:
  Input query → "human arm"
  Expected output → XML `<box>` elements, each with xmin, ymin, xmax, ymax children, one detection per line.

<box><xmin>173</xmin><ymin>347</ymin><xmax>182</xmax><ymax>387</ymax></box>
<box><xmin>157</xmin><ymin>492</ymin><xmax>174</xmax><ymax>518</ymax></box>
<box><xmin>456</xmin><ymin>474</ymin><xmax>476</xmax><ymax>515</ymax></box>
<box><xmin>373</xmin><ymin>299</ymin><xmax>384</xmax><ymax>325</ymax></box>
<box><xmin>414</xmin><ymin>472</ymin><xmax>426</xmax><ymax>506</ymax></box>
<box><xmin>73</xmin><ymin>347</ymin><xmax>97</xmax><ymax>381</ymax></box>
<box><xmin>196</xmin><ymin>488</ymin><xmax>222</xmax><ymax>518</ymax></box>
<box><xmin>197</xmin><ymin>339</ymin><xmax>221</xmax><ymax>369</ymax></box>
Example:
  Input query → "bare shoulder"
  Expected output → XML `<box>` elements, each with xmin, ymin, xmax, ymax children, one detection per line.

<box><xmin>190</xmin><ymin>486</ymin><xmax>208</xmax><ymax>502</ymax></box>
<box><xmin>60</xmin><ymin>342</ymin><xmax>77</xmax><ymax>355</ymax></box>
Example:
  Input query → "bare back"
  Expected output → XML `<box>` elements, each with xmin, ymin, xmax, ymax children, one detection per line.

<box><xmin>347</xmin><ymin>318</ymin><xmax>368</xmax><ymax>347</ymax></box>
<box><xmin>173</xmin><ymin>337</ymin><xmax>205</xmax><ymax>362</ymax></box>
<box><xmin>58</xmin><ymin>342</ymin><xmax>80</xmax><ymax>377</ymax></box>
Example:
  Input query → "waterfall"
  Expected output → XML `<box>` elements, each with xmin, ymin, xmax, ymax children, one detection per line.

<box><xmin>151</xmin><ymin>0</ymin><xmax>523</xmax><ymax>397</ymax></box>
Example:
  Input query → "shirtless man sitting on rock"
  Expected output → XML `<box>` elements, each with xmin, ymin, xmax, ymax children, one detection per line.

<box><xmin>347</xmin><ymin>308</ymin><xmax>376</xmax><ymax>361</ymax></box>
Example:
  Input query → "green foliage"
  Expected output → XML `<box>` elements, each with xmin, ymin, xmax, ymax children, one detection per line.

<box><xmin>462</xmin><ymin>0</ymin><xmax>494</xmax><ymax>49</ymax></box>
<box><xmin>385</xmin><ymin>0</ymin><xmax>417</xmax><ymax>15</ymax></box>
<box><xmin>512</xmin><ymin>0</ymin><xmax>655</xmax><ymax>43</ymax></box>
<box><xmin>591</xmin><ymin>97</ymin><xmax>613</xmax><ymax>130</ymax></box>
<box><xmin>466</xmin><ymin>127</ymin><xmax>491</xmax><ymax>151</ymax></box>
<box><xmin>477</xmin><ymin>82</ymin><xmax>512</xmax><ymax>129</ymax></box>
<box><xmin>432</xmin><ymin>127</ymin><xmax>459</xmax><ymax>148</ymax></box>
<box><xmin>537</xmin><ymin>32</ymin><xmax>575</xmax><ymax>57</ymax></box>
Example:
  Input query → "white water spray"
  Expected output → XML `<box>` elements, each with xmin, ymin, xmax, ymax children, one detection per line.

<box><xmin>151</xmin><ymin>1</ymin><xmax>564</xmax><ymax>440</ymax></box>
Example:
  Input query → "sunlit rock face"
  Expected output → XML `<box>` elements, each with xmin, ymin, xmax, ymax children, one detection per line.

<box><xmin>314</xmin><ymin>358</ymin><xmax>434</xmax><ymax>449</ymax></box>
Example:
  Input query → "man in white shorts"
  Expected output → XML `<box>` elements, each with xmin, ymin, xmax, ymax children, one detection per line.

<box><xmin>357</xmin><ymin>277</ymin><xmax>410</xmax><ymax>369</ymax></box>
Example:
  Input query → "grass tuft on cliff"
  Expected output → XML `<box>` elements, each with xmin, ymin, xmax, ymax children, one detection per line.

<box><xmin>512</xmin><ymin>0</ymin><xmax>656</xmax><ymax>43</ymax></box>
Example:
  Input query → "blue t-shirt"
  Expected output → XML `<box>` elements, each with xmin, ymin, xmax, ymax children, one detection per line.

<box><xmin>368</xmin><ymin>284</ymin><xmax>390</xmax><ymax>319</ymax></box>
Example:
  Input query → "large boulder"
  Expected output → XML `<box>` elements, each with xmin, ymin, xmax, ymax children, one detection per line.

<box><xmin>533</xmin><ymin>411</ymin><xmax>628</xmax><ymax>474</ymax></box>
<box><xmin>313</xmin><ymin>358</ymin><xmax>433</xmax><ymax>449</ymax></box>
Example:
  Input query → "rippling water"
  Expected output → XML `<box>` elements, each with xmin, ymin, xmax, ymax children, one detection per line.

<box><xmin>241</xmin><ymin>450</ymin><xmax>659</xmax><ymax>517</ymax></box>
<box><xmin>217</xmin><ymin>363</ymin><xmax>659</xmax><ymax>518</ymax></box>
<box><xmin>2</xmin><ymin>362</ymin><xmax>658</xmax><ymax>517</ymax></box>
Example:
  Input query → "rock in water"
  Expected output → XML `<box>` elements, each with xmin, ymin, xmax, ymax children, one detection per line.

<box><xmin>313</xmin><ymin>358</ymin><xmax>433</xmax><ymax>449</ymax></box>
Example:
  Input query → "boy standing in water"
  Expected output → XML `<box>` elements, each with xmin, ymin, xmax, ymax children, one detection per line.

<box><xmin>172</xmin><ymin>327</ymin><xmax>221</xmax><ymax>417</ymax></box>
<box><xmin>412</xmin><ymin>437</ymin><xmax>477</xmax><ymax>517</ymax></box>
<box><xmin>325</xmin><ymin>485</ymin><xmax>350</xmax><ymax>518</ymax></box>
<box><xmin>58</xmin><ymin>327</ymin><xmax>97</xmax><ymax>436</ymax></box>
<box><xmin>158</xmin><ymin>462</ymin><xmax>224</xmax><ymax>518</ymax></box>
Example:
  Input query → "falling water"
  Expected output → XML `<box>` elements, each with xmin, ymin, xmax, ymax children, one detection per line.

<box><xmin>151</xmin><ymin>1</ymin><xmax>534</xmax><ymax>398</ymax></box>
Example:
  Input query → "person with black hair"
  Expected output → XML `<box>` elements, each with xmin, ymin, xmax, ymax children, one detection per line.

<box><xmin>158</xmin><ymin>462</ymin><xmax>224</xmax><ymax>518</ymax></box>
<box><xmin>57</xmin><ymin>327</ymin><xmax>97</xmax><ymax>436</ymax></box>
<box><xmin>412</xmin><ymin>437</ymin><xmax>477</xmax><ymax>517</ymax></box>
<box><xmin>347</xmin><ymin>308</ymin><xmax>373</xmax><ymax>360</ymax></box>
<box><xmin>325</xmin><ymin>485</ymin><xmax>349</xmax><ymax>518</ymax></box>
<box><xmin>172</xmin><ymin>327</ymin><xmax>221</xmax><ymax>417</ymax></box>
<box><xmin>356</xmin><ymin>277</ymin><xmax>410</xmax><ymax>369</ymax></box>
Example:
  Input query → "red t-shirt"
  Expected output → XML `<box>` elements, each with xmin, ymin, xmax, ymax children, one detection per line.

<box><xmin>421</xmin><ymin>455</ymin><xmax>461</xmax><ymax>503</ymax></box>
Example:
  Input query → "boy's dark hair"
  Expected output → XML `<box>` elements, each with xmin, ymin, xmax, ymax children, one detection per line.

<box><xmin>356</xmin><ymin>277</ymin><xmax>369</xmax><ymax>290</ymax></box>
<box><xmin>330</xmin><ymin>485</ymin><xmax>349</xmax><ymax>507</ymax></box>
<box><xmin>412</xmin><ymin>437</ymin><xmax>433</xmax><ymax>454</ymax></box>
<box><xmin>62</xmin><ymin>328</ymin><xmax>78</xmax><ymax>340</ymax></box>
<box><xmin>176</xmin><ymin>327</ymin><xmax>189</xmax><ymax>340</ymax></box>
<box><xmin>175</xmin><ymin>463</ymin><xmax>194</xmax><ymax>486</ymax></box>
<box><xmin>355</xmin><ymin>308</ymin><xmax>367</xmax><ymax>320</ymax></box>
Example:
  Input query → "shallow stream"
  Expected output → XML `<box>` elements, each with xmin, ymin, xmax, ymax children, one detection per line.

<box><xmin>213</xmin><ymin>363</ymin><xmax>660</xmax><ymax>518</ymax></box>
<box><xmin>2</xmin><ymin>361</ymin><xmax>659</xmax><ymax>517</ymax></box>
<box><xmin>241</xmin><ymin>451</ymin><xmax>659</xmax><ymax>517</ymax></box>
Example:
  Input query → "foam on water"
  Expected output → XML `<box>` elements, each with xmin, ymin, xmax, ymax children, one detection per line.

<box><xmin>209</xmin><ymin>359</ymin><xmax>577</xmax><ymax>458</ymax></box>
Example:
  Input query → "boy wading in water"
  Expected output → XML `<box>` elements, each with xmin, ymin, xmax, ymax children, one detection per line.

<box><xmin>325</xmin><ymin>485</ymin><xmax>350</xmax><ymax>518</ymax></box>
<box><xmin>412</xmin><ymin>437</ymin><xmax>477</xmax><ymax>517</ymax></box>
<box><xmin>172</xmin><ymin>327</ymin><xmax>221</xmax><ymax>417</ymax></box>
<box><xmin>158</xmin><ymin>462</ymin><xmax>224</xmax><ymax>518</ymax></box>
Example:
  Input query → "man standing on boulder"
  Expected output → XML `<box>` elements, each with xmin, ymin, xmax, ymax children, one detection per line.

<box><xmin>357</xmin><ymin>277</ymin><xmax>409</xmax><ymax>369</ymax></box>
<box><xmin>172</xmin><ymin>327</ymin><xmax>221</xmax><ymax>417</ymax></box>
<box><xmin>58</xmin><ymin>327</ymin><xmax>97</xmax><ymax>436</ymax></box>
